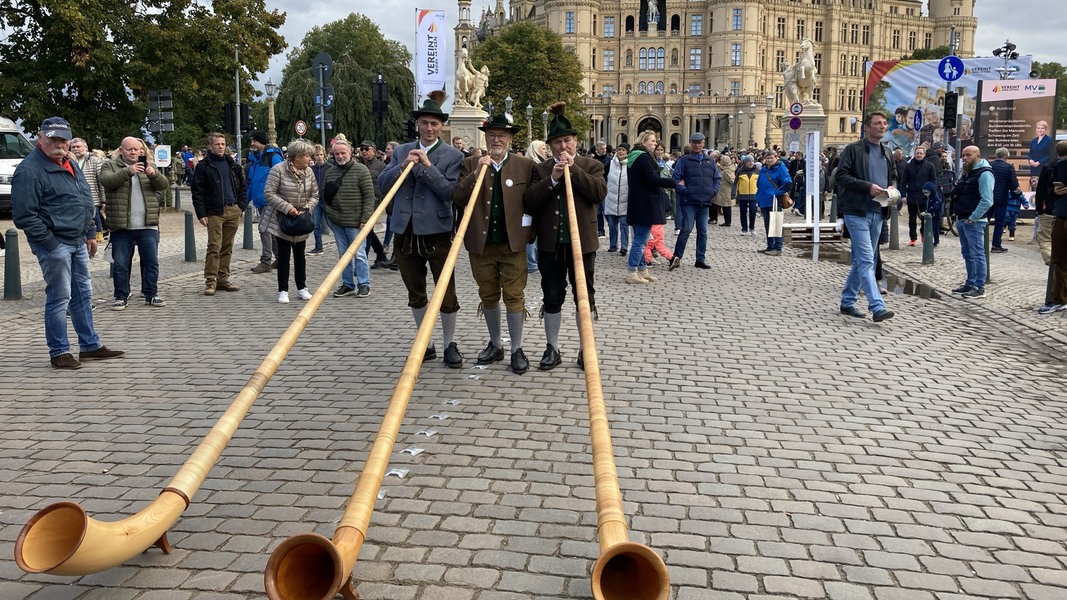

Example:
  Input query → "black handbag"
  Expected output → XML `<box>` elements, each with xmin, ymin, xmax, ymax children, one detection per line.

<box><xmin>278</xmin><ymin>208</ymin><xmax>315</xmax><ymax>236</ymax></box>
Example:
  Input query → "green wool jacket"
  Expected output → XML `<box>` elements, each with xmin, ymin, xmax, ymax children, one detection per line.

<box><xmin>98</xmin><ymin>157</ymin><xmax>170</xmax><ymax>230</ymax></box>
<box><xmin>322</xmin><ymin>160</ymin><xmax>375</xmax><ymax>228</ymax></box>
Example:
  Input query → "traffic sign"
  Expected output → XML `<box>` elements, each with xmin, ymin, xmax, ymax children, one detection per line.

<box><xmin>315</xmin><ymin>84</ymin><xmax>335</xmax><ymax>108</ymax></box>
<box><xmin>938</xmin><ymin>56</ymin><xmax>964</xmax><ymax>82</ymax></box>
<box><xmin>154</xmin><ymin>145</ymin><xmax>171</xmax><ymax>168</ymax></box>
<box><xmin>789</xmin><ymin>116</ymin><xmax>802</xmax><ymax>130</ymax></box>
<box><xmin>314</xmin><ymin>111</ymin><xmax>334</xmax><ymax>130</ymax></box>
<box><xmin>312</xmin><ymin>53</ymin><xmax>333</xmax><ymax>81</ymax></box>
<box><xmin>913</xmin><ymin>110</ymin><xmax>923</xmax><ymax>131</ymax></box>
<box><xmin>789</xmin><ymin>102</ymin><xmax>804</xmax><ymax>116</ymax></box>
<box><xmin>295</xmin><ymin>120</ymin><xmax>307</xmax><ymax>136</ymax></box>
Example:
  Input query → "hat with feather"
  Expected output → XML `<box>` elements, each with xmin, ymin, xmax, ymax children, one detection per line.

<box><xmin>545</xmin><ymin>102</ymin><xmax>577</xmax><ymax>142</ymax></box>
<box><xmin>412</xmin><ymin>90</ymin><xmax>449</xmax><ymax>122</ymax></box>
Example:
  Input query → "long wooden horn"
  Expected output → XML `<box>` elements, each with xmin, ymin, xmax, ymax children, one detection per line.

<box><xmin>14</xmin><ymin>162</ymin><xmax>415</xmax><ymax>577</ymax></box>
<box><xmin>562</xmin><ymin>164</ymin><xmax>670</xmax><ymax>600</ymax></box>
<box><xmin>263</xmin><ymin>163</ymin><xmax>489</xmax><ymax>600</ymax></box>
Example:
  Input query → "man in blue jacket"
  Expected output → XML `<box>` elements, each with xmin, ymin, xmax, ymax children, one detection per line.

<box><xmin>669</xmin><ymin>133</ymin><xmax>720</xmax><ymax>270</ymax></box>
<box><xmin>951</xmin><ymin>146</ymin><xmax>995</xmax><ymax>299</ymax></box>
<box><xmin>247</xmin><ymin>132</ymin><xmax>283</xmax><ymax>273</ymax></box>
<box><xmin>12</xmin><ymin>117</ymin><xmax>125</xmax><ymax>369</ymax></box>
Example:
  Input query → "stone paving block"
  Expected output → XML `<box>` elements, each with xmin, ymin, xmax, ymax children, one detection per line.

<box><xmin>957</xmin><ymin>577</ymin><xmax>1024</xmax><ymax>597</ymax></box>
<box><xmin>712</xmin><ymin>570</ymin><xmax>759</xmax><ymax>592</ymax></box>
<box><xmin>824</xmin><ymin>581</ymin><xmax>875</xmax><ymax>600</ymax></box>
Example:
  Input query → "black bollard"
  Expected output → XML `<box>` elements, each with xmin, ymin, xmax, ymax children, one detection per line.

<box><xmin>3</xmin><ymin>228</ymin><xmax>22</xmax><ymax>300</ymax></box>
<box><xmin>921</xmin><ymin>212</ymin><xmax>934</xmax><ymax>265</ymax></box>
<box><xmin>184</xmin><ymin>211</ymin><xmax>197</xmax><ymax>262</ymax></box>
<box><xmin>173</xmin><ymin>186</ymin><xmax>181</xmax><ymax>211</ymax></box>
<box><xmin>1045</xmin><ymin>261</ymin><xmax>1056</xmax><ymax>306</ymax></box>
<box><xmin>243</xmin><ymin>205</ymin><xmax>254</xmax><ymax>250</ymax></box>
<box><xmin>984</xmin><ymin>220</ymin><xmax>992</xmax><ymax>284</ymax></box>
<box><xmin>889</xmin><ymin>203</ymin><xmax>900</xmax><ymax>250</ymax></box>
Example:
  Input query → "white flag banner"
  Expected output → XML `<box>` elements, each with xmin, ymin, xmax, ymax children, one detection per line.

<box><xmin>415</xmin><ymin>9</ymin><xmax>447</xmax><ymax>102</ymax></box>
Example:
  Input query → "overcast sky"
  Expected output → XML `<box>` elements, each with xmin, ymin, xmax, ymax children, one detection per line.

<box><xmin>257</xmin><ymin>1</ymin><xmax>1067</xmax><ymax>94</ymax></box>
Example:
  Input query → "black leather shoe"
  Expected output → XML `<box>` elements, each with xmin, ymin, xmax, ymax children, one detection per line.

<box><xmin>576</xmin><ymin>349</ymin><xmax>585</xmax><ymax>370</ymax></box>
<box><xmin>694</xmin><ymin>261</ymin><xmax>711</xmax><ymax>269</ymax></box>
<box><xmin>538</xmin><ymin>344</ymin><xmax>562</xmax><ymax>370</ymax></box>
<box><xmin>510</xmin><ymin>349</ymin><xmax>529</xmax><ymax>374</ymax></box>
<box><xmin>872</xmin><ymin>309</ymin><xmax>895</xmax><ymax>322</ymax></box>
<box><xmin>839</xmin><ymin>305</ymin><xmax>866</xmax><ymax>319</ymax></box>
<box><xmin>476</xmin><ymin>341</ymin><xmax>505</xmax><ymax>364</ymax></box>
<box><xmin>444</xmin><ymin>342</ymin><xmax>463</xmax><ymax>368</ymax></box>
<box><xmin>422</xmin><ymin>344</ymin><xmax>437</xmax><ymax>362</ymax></box>
<box><xmin>79</xmin><ymin>345</ymin><xmax>125</xmax><ymax>362</ymax></box>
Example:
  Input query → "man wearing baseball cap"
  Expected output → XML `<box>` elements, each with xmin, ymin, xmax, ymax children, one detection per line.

<box><xmin>12</xmin><ymin>117</ymin><xmax>125</xmax><ymax>369</ymax></box>
<box><xmin>669</xmin><ymin>132</ymin><xmax>720</xmax><ymax>270</ymax></box>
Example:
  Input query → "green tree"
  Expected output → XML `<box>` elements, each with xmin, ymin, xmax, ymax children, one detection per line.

<box><xmin>900</xmin><ymin>46</ymin><xmax>952</xmax><ymax>61</ymax></box>
<box><xmin>274</xmin><ymin>14</ymin><xmax>415</xmax><ymax>149</ymax></box>
<box><xmin>471</xmin><ymin>22</ymin><xmax>587</xmax><ymax>149</ymax></box>
<box><xmin>0</xmin><ymin>0</ymin><xmax>286</xmax><ymax>150</ymax></box>
<box><xmin>1033</xmin><ymin>61</ymin><xmax>1067</xmax><ymax>131</ymax></box>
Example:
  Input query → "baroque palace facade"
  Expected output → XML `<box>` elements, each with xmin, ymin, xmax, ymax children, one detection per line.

<box><xmin>456</xmin><ymin>0</ymin><xmax>977</xmax><ymax>151</ymax></box>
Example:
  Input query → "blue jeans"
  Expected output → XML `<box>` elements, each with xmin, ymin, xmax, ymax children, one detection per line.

<box><xmin>957</xmin><ymin>219</ymin><xmax>987</xmax><ymax>289</ymax></box>
<box><xmin>738</xmin><ymin>199</ymin><xmax>757</xmax><ymax>231</ymax></box>
<box><xmin>311</xmin><ymin>202</ymin><xmax>325</xmax><ymax>250</ymax></box>
<box><xmin>29</xmin><ymin>241</ymin><xmax>101</xmax><ymax>357</ymax></box>
<box><xmin>841</xmin><ymin>212</ymin><xmax>885</xmax><ymax>312</ymax></box>
<box><xmin>606</xmin><ymin>214</ymin><xmax>628</xmax><ymax>250</ymax></box>
<box><xmin>110</xmin><ymin>228</ymin><xmax>160</xmax><ymax>300</ymax></box>
<box><xmin>328</xmin><ymin>219</ymin><xmax>370</xmax><ymax>288</ymax></box>
<box><xmin>673</xmin><ymin>204</ymin><xmax>709</xmax><ymax>261</ymax></box>
<box><xmin>526</xmin><ymin>241</ymin><xmax>538</xmax><ymax>272</ymax></box>
<box><xmin>628</xmin><ymin>225</ymin><xmax>653</xmax><ymax>270</ymax></box>
<box><xmin>760</xmin><ymin>207</ymin><xmax>784</xmax><ymax>251</ymax></box>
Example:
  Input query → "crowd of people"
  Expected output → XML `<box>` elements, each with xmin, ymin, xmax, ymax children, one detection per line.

<box><xmin>11</xmin><ymin>102</ymin><xmax>1067</xmax><ymax>369</ymax></box>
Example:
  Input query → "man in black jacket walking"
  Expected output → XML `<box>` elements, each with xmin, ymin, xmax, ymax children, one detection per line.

<box><xmin>899</xmin><ymin>146</ymin><xmax>938</xmax><ymax>246</ymax></box>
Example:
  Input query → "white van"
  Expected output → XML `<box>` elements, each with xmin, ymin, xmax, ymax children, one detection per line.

<box><xmin>0</xmin><ymin>116</ymin><xmax>36</xmax><ymax>216</ymax></box>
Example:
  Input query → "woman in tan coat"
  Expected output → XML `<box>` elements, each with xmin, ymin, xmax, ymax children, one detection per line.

<box><xmin>712</xmin><ymin>152</ymin><xmax>736</xmax><ymax>228</ymax></box>
<box><xmin>263</xmin><ymin>138</ymin><xmax>319</xmax><ymax>303</ymax></box>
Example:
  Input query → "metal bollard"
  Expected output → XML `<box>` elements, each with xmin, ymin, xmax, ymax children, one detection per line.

<box><xmin>889</xmin><ymin>203</ymin><xmax>900</xmax><ymax>250</ymax></box>
<box><xmin>4</xmin><ymin>228</ymin><xmax>22</xmax><ymax>300</ymax></box>
<box><xmin>184</xmin><ymin>211</ymin><xmax>197</xmax><ymax>262</ymax></box>
<box><xmin>921</xmin><ymin>213</ymin><xmax>935</xmax><ymax>265</ymax></box>
<box><xmin>829</xmin><ymin>193</ymin><xmax>839</xmax><ymax>223</ymax></box>
<box><xmin>1045</xmin><ymin>261</ymin><xmax>1055</xmax><ymax>306</ymax></box>
<box><xmin>173</xmin><ymin>186</ymin><xmax>181</xmax><ymax>211</ymax></box>
<box><xmin>243</xmin><ymin>205</ymin><xmax>254</xmax><ymax>250</ymax></box>
<box><xmin>984</xmin><ymin>220</ymin><xmax>992</xmax><ymax>284</ymax></box>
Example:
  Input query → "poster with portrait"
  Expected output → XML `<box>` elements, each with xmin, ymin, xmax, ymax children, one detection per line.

<box><xmin>863</xmin><ymin>57</ymin><xmax>1033</xmax><ymax>162</ymax></box>
<box><xmin>974</xmin><ymin>79</ymin><xmax>1058</xmax><ymax>186</ymax></box>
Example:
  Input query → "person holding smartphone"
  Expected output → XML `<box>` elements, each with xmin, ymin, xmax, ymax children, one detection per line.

<box><xmin>99</xmin><ymin>137</ymin><xmax>170</xmax><ymax>310</ymax></box>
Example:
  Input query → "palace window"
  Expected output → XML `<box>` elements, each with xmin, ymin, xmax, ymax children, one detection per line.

<box><xmin>604</xmin><ymin>17</ymin><xmax>615</xmax><ymax>38</ymax></box>
<box><xmin>892</xmin><ymin>29</ymin><xmax>900</xmax><ymax>50</ymax></box>
<box><xmin>689</xmin><ymin>48</ymin><xmax>702</xmax><ymax>70</ymax></box>
<box><xmin>565</xmin><ymin>12</ymin><xmax>575</xmax><ymax>34</ymax></box>
<box><xmin>862</xmin><ymin>25</ymin><xmax>870</xmax><ymax>46</ymax></box>
<box><xmin>814</xmin><ymin>20</ymin><xmax>823</xmax><ymax>42</ymax></box>
<box><xmin>691</xmin><ymin>15</ymin><xmax>703</xmax><ymax>36</ymax></box>
<box><xmin>640</xmin><ymin>48</ymin><xmax>647</xmax><ymax>70</ymax></box>
<box><xmin>731</xmin><ymin>43</ymin><xmax>742</xmax><ymax>66</ymax></box>
<box><xmin>796</xmin><ymin>19</ymin><xmax>805</xmax><ymax>40</ymax></box>
<box><xmin>733</xmin><ymin>8</ymin><xmax>743</xmax><ymax>30</ymax></box>
<box><xmin>776</xmin><ymin>17</ymin><xmax>786</xmax><ymax>38</ymax></box>
<box><xmin>603</xmin><ymin>50</ymin><xmax>615</xmax><ymax>71</ymax></box>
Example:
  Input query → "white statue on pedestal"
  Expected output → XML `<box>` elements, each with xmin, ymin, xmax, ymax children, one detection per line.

<box><xmin>455</xmin><ymin>48</ymin><xmax>490</xmax><ymax>109</ymax></box>
<box><xmin>783</xmin><ymin>38</ymin><xmax>819</xmax><ymax>107</ymax></box>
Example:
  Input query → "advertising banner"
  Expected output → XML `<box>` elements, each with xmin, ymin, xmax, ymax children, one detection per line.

<box><xmin>415</xmin><ymin>9</ymin><xmax>448</xmax><ymax>103</ymax></box>
<box><xmin>863</xmin><ymin>57</ymin><xmax>1033</xmax><ymax>161</ymax></box>
<box><xmin>975</xmin><ymin>79</ymin><xmax>1058</xmax><ymax>183</ymax></box>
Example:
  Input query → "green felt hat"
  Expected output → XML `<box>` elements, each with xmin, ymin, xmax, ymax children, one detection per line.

<box><xmin>545</xmin><ymin>102</ymin><xmax>578</xmax><ymax>142</ymax></box>
<box><xmin>412</xmin><ymin>90</ymin><xmax>449</xmax><ymax>122</ymax></box>
<box><xmin>478</xmin><ymin>113</ymin><xmax>521</xmax><ymax>134</ymax></box>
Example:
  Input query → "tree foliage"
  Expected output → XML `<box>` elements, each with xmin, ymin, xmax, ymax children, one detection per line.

<box><xmin>1033</xmin><ymin>61</ymin><xmax>1067</xmax><ymax>131</ymax></box>
<box><xmin>471</xmin><ymin>22</ymin><xmax>587</xmax><ymax>148</ymax></box>
<box><xmin>0</xmin><ymin>0</ymin><xmax>286</xmax><ymax>149</ymax></box>
<box><xmin>900</xmin><ymin>46</ymin><xmax>951</xmax><ymax>61</ymax></box>
<box><xmin>273</xmin><ymin>13</ymin><xmax>415</xmax><ymax>149</ymax></box>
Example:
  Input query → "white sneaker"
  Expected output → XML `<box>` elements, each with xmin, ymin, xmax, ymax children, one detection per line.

<box><xmin>277</xmin><ymin>291</ymin><xmax>290</xmax><ymax>303</ymax></box>
<box><xmin>297</xmin><ymin>288</ymin><xmax>313</xmax><ymax>300</ymax></box>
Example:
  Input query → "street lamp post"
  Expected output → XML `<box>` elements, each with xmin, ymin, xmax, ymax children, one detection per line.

<box><xmin>526</xmin><ymin>103</ymin><xmax>533</xmax><ymax>141</ymax></box>
<box><xmin>265</xmin><ymin>78</ymin><xmax>278</xmax><ymax>146</ymax></box>
<box><xmin>749</xmin><ymin>102</ymin><xmax>756</xmax><ymax>148</ymax></box>
<box><xmin>736</xmin><ymin>108</ymin><xmax>744</xmax><ymax>149</ymax></box>
<box><xmin>764</xmin><ymin>94</ymin><xmax>773</xmax><ymax>150</ymax></box>
<box><xmin>727</xmin><ymin>115</ymin><xmax>734</xmax><ymax>150</ymax></box>
<box><xmin>542</xmin><ymin>110</ymin><xmax>549</xmax><ymax>139</ymax></box>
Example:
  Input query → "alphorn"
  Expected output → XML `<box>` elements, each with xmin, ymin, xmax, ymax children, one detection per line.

<box><xmin>14</xmin><ymin>162</ymin><xmax>416</xmax><ymax>577</ymax></box>
<box><xmin>263</xmin><ymin>163</ymin><xmax>490</xmax><ymax>600</ymax></box>
<box><xmin>562</xmin><ymin>164</ymin><xmax>670</xmax><ymax>600</ymax></box>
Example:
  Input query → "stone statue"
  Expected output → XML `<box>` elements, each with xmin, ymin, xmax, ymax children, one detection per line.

<box><xmin>647</xmin><ymin>0</ymin><xmax>659</xmax><ymax>24</ymax></box>
<box><xmin>783</xmin><ymin>38</ymin><xmax>818</xmax><ymax>107</ymax></box>
<box><xmin>455</xmin><ymin>48</ymin><xmax>490</xmax><ymax>109</ymax></box>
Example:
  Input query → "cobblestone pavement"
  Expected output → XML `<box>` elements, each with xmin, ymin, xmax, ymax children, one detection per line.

<box><xmin>1</xmin><ymin>210</ymin><xmax>1066</xmax><ymax>600</ymax></box>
